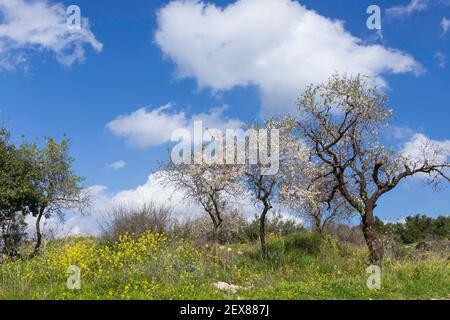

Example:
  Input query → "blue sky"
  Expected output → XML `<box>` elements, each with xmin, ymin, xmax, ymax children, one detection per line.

<box><xmin>1</xmin><ymin>0</ymin><xmax>449</xmax><ymax>232</ymax></box>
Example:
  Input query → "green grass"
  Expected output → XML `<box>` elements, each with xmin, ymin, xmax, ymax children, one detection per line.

<box><xmin>0</xmin><ymin>232</ymin><xmax>449</xmax><ymax>300</ymax></box>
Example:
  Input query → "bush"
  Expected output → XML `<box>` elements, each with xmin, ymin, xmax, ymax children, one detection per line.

<box><xmin>0</xmin><ymin>212</ymin><xmax>27</xmax><ymax>257</ymax></box>
<box><xmin>322</xmin><ymin>223</ymin><xmax>366</xmax><ymax>247</ymax></box>
<box><xmin>174</xmin><ymin>211</ymin><xmax>248</xmax><ymax>244</ymax></box>
<box><xmin>281</xmin><ymin>232</ymin><xmax>323</xmax><ymax>255</ymax></box>
<box><xmin>243</xmin><ymin>212</ymin><xmax>304</xmax><ymax>242</ymax></box>
<box><xmin>100</xmin><ymin>202</ymin><xmax>174</xmax><ymax>242</ymax></box>
<box><xmin>376</xmin><ymin>215</ymin><xmax>450</xmax><ymax>244</ymax></box>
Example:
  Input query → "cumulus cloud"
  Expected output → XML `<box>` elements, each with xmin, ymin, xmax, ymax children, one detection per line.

<box><xmin>0</xmin><ymin>0</ymin><xmax>102</xmax><ymax>69</ymax></box>
<box><xmin>106</xmin><ymin>104</ymin><xmax>185</xmax><ymax>148</ymax></box>
<box><xmin>386</xmin><ymin>0</ymin><xmax>429</xmax><ymax>18</ymax></box>
<box><xmin>389</xmin><ymin>126</ymin><xmax>416</xmax><ymax>139</ymax></box>
<box><xmin>402</xmin><ymin>133</ymin><xmax>450</xmax><ymax>166</ymax></box>
<box><xmin>106</xmin><ymin>104</ymin><xmax>243</xmax><ymax>148</ymax></box>
<box><xmin>27</xmin><ymin>175</ymin><xmax>195</xmax><ymax>237</ymax></box>
<box><xmin>155</xmin><ymin>0</ymin><xmax>422</xmax><ymax>114</ymax></box>
<box><xmin>107</xmin><ymin>160</ymin><xmax>126</xmax><ymax>171</ymax></box>
<box><xmin>36</xmin><ymin>172</ymin><xmax>262</xmax><ymax>236</ymax></box>
<box><xmin>25</xmin><ymin>185</ymin><xmax>109</xmax><ymax>237</ymax></box>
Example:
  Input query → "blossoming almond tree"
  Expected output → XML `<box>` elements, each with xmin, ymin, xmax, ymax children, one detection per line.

<box><xmin>160</xmin><ymin>154</ymin><xmax>243</xmax><ymax>244</ymax></box>
<box><xmin>280</xmin><ymin>158</ymin><xmax>353</xmax><ymax>236</ymax></box>
<box><xmin>242</xmin><ymin>119</ymin><xmax>294</xmax><ymax>259</ymax></box>
<box><xmin>294</xmin><ymin>74</ymin><xmax>450</xmax><ymax>263</ymax></box>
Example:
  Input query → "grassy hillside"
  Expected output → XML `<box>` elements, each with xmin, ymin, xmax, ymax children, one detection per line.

<box><xmin>0</xmin><ymin>232</ymin><xmax>449</xmax><ymax>300</ymax></box>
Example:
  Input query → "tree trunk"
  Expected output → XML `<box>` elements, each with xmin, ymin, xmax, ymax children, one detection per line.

<box><xmin>209</xmin><ymin>198</ymin><xmax>223</xmax><ymax>246</ymax></box>
<box><xmin>314</xmin><ymin>216</ymin><xmax>323</xmax><ymax>236</ymax></box>
<box><xmin>361</xmin><ymin>207</ymin><xmax>383</xmax><ymax>264</ymax></box>
<box><xmin>210</xmin><ymin>213</ymin><xmax>222</xmax><ymax>245</ymax></box>
<box><xmin>259</xmin><ymin>201</ymin><xmax>271</xmax><ymax>259</ymax></box>
<box><xmin>34</xmin><ymin>211</ymin><xmax>44</xmax><ymax>255</ymax></box>
<box><xmin>210</xmin><ymin>216</ymin><xmax>223</xmax><ymax>257</ymax></box>
<box><xmin>212</xmin><ymin>222</ymin><xmax>219</xmax><ymax>244</ymax></box>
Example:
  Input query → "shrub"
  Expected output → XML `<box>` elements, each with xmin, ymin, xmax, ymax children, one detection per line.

<box><xmin>0</xmin><ymin>212</ymin><xmax>27</xmax><ymax>257</ymax></box>
<box><xmin>375</xmin><ymin>215</ymin><xmax>450</xmax><ymax>244</ymax></box>
<box><xmin>100</xmin><ymin>202</ymin><xmax>174</xmax><ymax>242</ymax></box>
<box><xmin>174</xmin><ymin>211</ymin><xmax>248</xmax><ymax>244</ymax></box>
<box><xmin>243</xmin><ymin>212</ymin><xmax>304</xmax><ymax>242</ymax></box>
<box><xmin>327</xmin><ymin>223</ymin><xmax>366</xmax><ymax>247</ymax></box>
<box><xmin>281</xmin><ymin>232</ymin><xmax>323</xmax><ymax>255</ymax></box>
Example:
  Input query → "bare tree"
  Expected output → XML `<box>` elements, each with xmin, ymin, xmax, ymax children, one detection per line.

<box><xmin>294</xmin><ymin>74</ymin><xmax>450</xmax><ymax>263</ymax></box>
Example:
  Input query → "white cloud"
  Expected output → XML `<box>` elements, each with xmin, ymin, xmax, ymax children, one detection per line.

<box><xmin>389</xmin><ymin>126</ymin><xmax>415</xmax><ymax>139</ymax></box>
<box><xmin>402</xmin><ymin>133</ymin><xmax>450</xmax><ymax>166</ymax></box>
<box><xmin>386</xmin><ymin>0</ymin><xmax>429</xmax><ymax>18</ymax></box>
<box><xmin>107</xmin><ymin>160</ymin><xmax>126</xmax><ymax>171</ymax></box>
<box><xmin>26</xmin><ymin>168</ymin><xmax>305</xmax><ymax>236</ymax></box>
<box><xmin>111</xmin><ymin>173</ymin><xmax>191</xmax><ymax>211</ymax></box>
<box><xmin>106</xmin><ymin>104</ymin><xmax>185</xmax><ymax>148</ymax></box>
<box><xmin>191</xmin><ymin>107</ymin><xmax>243</xmax><ymax>130</ymax></box>
<box><xmin>382</xmin><ymin>217</ymin><xmax>407</xmax><ymax>225</ymax></box>
<box><xmin>25</xmin><ymin>185</ymin><xmax>109</xmax><ymax>237</ymax></box>
<box><xmin>441</xmin><ymin>17</ymin><xmax>450</xmax><ymax>35</ymax></box>
<box><xmin>35</xmin><ymin>172</ymin><xmax>261</xmax><ymax>236</ymax></box>
<box><xmin>106</xmin><ymin>104</ymin><xmax>243</xmax><ymax>148</ymax></box>
<box><xmin>155</xmin><ymin>0</ymin><xmax>422</xmax><ymax>114</ymax></box>
<box><xmin>0</xmin><ymin>0</ymin><xmax>102</xmax><ymax>69</ymax></box>
<box><xmin>27</xmin><ymin>175</ymin><xmax>196</xmax><ymax>237</ymax></box>
<box><xmin>434</xmin><ymin>51</ymin><xmax>447</xmax><ymax>68</ymax></box>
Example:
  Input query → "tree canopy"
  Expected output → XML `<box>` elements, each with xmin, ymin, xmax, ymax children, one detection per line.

<box><xmin>0</xmin><ymin>130</ymin><xmax>89</xmax><ymax>255</ymax></box>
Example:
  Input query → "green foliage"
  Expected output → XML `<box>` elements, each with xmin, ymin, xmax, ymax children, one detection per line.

<box><xmin>0</xmin><ymin>130</ymin><xmax>34</xmax><ymax>215</ymax></box>
<box><xmin>0</xmin><ymin>233</ymin><xmax>448</xmax><ymax>300</ymax></box>
<box><xmin>0</xmin><ymin>213</ymin><xmax>27</xmax><ymax>257</ymax></box>
<box><xmin>0</xmin><ymin>128</ymin><xmax>86</xmax><ymax>254</ymax></box>
<box><xmin>434</xmin><ymin>216</ymin><xmax>450</xmax><ymax>238</ymax></box>
<box><xmin>401</xmin><ymin>215</ymin><xmax>435</xmax><ymax>243</ymax></box>
<box><xmin>243</xmin><ymin>212</ymin><xmax>304</xmax><ymax>242</ymax></box>
<box><xmin>19</xmin><ymin>136</ymin><xmax>85</xmax><ymax>218</ymax></box>
<box><xmin>0</xmin><ymin>129</ymin><xmax>36</xmax><ymax>255</ymax></box>
<box><xmin>172</xmin><ymin>211</ymin><xmax>303</xmax><ymax>245</ymax></box>
<box><xmin>377</xmin><ymin>215</ymin><xmax>450</xmax><ymax>244</ymax></box>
